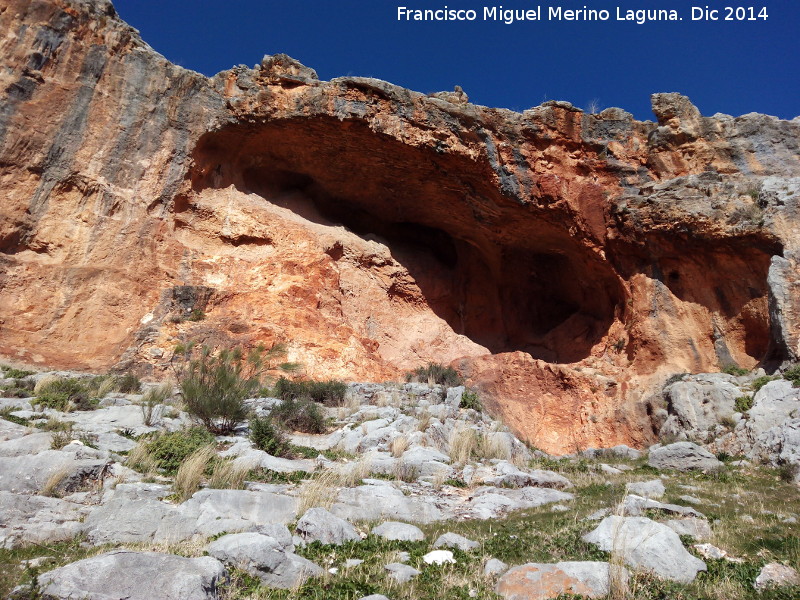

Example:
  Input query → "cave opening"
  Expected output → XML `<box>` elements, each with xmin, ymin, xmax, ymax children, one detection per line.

<box><xmin>188</xmin><ymin>117</ymin><xmax>625</xmax><ymax>363</ymax></box>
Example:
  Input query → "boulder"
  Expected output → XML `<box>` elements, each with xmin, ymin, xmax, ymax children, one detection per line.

<box><xmin>207</xmin><ymin>532</ymin><xmax>322</xmax><ymax>589</ymax></box>
<box><xmin>582</xmin><ymin>516</ymin><xmax>706</xmax><ymax>583</ymax></box>
<box><xmin>384</xmin><ymin>562</ymin><xmax>420</xmax><ymax>583</ymax></box>
<box><xmin>0</xmin><ymin>491</ymin><xmax>87</xmax><ymax>548</ymax></box>
<box><xmin>372</xmin><ymin>521</ymin><xmax>424</xmax><ymax>541</ymax></box>
<box><xmin>496</xmin><ymin>561</ymin><xmax>628</xmax><ymax>600</ymax></box>
<box><xmin>626</xmin><ymin>479</ymin><xmax>665</xmax><ymax>499</ymax></box>
<box><xmin>30</xmin><ymin>551</ymin><xmax>225</xmax><ymax>600</ymax></box>
<box><xmin>648</xmin><ymin>442</ymin><xmax>723</xmax><ymax>472</ymax></box>
<box><xmin>484</xmin><ymin>558</ymin><xmax>510</xmax><ymax>576</ymax></box>
<box><xmin>754</xmin><ymin>562</ymin><xmax>800</xmax><ymax>590</ymax></box>
<box><xmin>296</xmin><ymin>507</ymin><xmax>360</xmax><ymax>545</ymax></box>
<box><xmin>433</xmin><ymin>532</ymin><xmax>479</xmax><ymax>551</ymax></box>
<box><xmin>423</xmin><ymin>550</ymin><xmax>455</xmax><ymax>565</ymax></box>
<box><xmin>0</xmin><ymin>449</ymin><xmax>108</xmax><ymax>494</ymax></box>
<box><xmin>660</xmin><ymin>376</ymin><xmax>741</xmax><ymax>437</ymax></box>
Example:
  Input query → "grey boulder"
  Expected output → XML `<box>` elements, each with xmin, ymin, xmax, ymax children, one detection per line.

<box><xmin>626</xmin><ymin>479</ymin><xmax>665</xmax><ymax>499</ymax></box>
<box><xmin>207</xmin><ymin>532</ymin><xmax>322</xmax><ymax>589</ymax></box>
<box><xmin>582</xmin><ymin>516</ymin><xmax>706</xmax><ymax>583</ymax></box>
<box><xmin>384</xmin><ymin>562</ymin><xmax>420</xmax><ymax>583</ymax></box>
<box><xmin>28</xmin><ymin>551</ymin><xmax>225</xmax><ymax>600</ymax></box>
<box><xmin>433</xmin><ymin>532</ymin><xmax>479</xmax><ymax>551</ymax></box>
<box><xmin>296</xmin><ymin>507</ymin><xmax>360</xmax><ymax>545</ymax></box>
<box><xmin>648</xmin><ymin>442</ymin><xmax>723</xmax><ymax>472</ymax></box>
<box><xmin>372</xmin><ymin>521</ymin><xmax>425</xmax><ymax>541</ymax></box>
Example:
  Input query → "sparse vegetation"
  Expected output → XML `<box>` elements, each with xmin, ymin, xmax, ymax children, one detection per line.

<box><xmin>735</xmin><ymin>395</ymin><xmax>754</xmax><ymax>413</ymax></box>
<box><xmin>722</xmin><ymin>365</ymin><xmax>749</xmax><ymax>376</ymax></box>
<box><xmin>459</xmin><ymin>388</ymin><xmax>482</xmax><ymax>411</ymax></box>
<box><xmin>270</xmin><ymin>396</ymin><xmax>328</xmax><ymax>434</ymax></box>
<box><xmin>172</xmin><ymin>445</ymin><xmax>216</xmax><ymax>502</ymax></box>
<box><xmin>174</xmin><ymin>344</ymin><xmax>264</xmax><ymax>434</ymax></box>
<box><xmin>142</xmin><ymin>427</ymin><xmax>216</xmax><ymax>475</ymax></box>
<box><xmin>34</xmin><ymin>377</ymin><xmax>91</xmax><ymax>411</ymax></box>
<box><xmin>139</xmin><ymin>383</ymin><xmax>172</xmax><ymax>426</ymax></box>
<box><xmin>405</xmin><ymin>363</ymin><xmax>464</xmax><ymax>387</ymax></box>
<box><xmin>249</xmin><ymin>415</ymin><xmax>291</xmax><ymax>457</ymax></box>
<box><xmin>273</xmin><ymin>377</ymin><xmax>347</xmax><ymax>407</ymax></box>
<box><xmin>784</xmin><ymin>364</ymin><xmax>800</xmax><ymax>387</ymax></box>
<box><xmin>752</xmin><ymin>375</ymin><xmax>776</xmax><ymax>392</ymax></box>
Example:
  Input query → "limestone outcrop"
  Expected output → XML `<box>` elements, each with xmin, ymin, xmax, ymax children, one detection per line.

<box><xmin>1</xmin><ymin>0</ymin><xmax>799</xmax><ymax>452</ymax></box>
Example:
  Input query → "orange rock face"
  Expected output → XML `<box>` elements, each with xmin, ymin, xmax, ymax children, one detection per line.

<box><xmin>1</xmin><ymin>0</ymin><xmax>799</xmax><ymax>453</ymax></box>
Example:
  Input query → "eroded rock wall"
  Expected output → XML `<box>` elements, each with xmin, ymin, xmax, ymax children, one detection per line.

<box><xmin>1</xmin><ymin>0</ymin><xmax>798</xmax><ymax>452</ymax></box>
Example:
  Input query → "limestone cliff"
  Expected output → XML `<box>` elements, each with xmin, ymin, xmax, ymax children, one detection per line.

<box><xmin>1</xmin><ymin>0</ymin><xmax>798</xmax><ymax>453</ymax></box>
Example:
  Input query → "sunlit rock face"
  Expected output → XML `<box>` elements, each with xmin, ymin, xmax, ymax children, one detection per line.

<box><xmin>1</xmin><ymin>0</ymin><xmax>798</xmax><ymax>453</ymax></box>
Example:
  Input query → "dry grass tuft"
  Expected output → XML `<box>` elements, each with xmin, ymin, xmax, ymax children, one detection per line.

<box><xmin>297</xmin><ymin>455</ymin><xmax>373</xmax><ymax>514</ymax></box>
<box><xmin>33</xmin><ymin>375</ymin><xmax>60</xmax><ymax>395</ymax></box>
<box><xmin>125</xmin><ymin>441</ymin><xmax>158</xmax><ymax>476</ymax></box>
<box><xmin>208</xmin><ymin>458</ymin><xmax>251</xmax><ymax>490</ymax></box>
<box><xmin>448</xmin><ymin>426</ymin><xmax>479</xmax><ymax>464</ymax></box>
<box><xmin>173</xmin><ymin>444</ymin><xmax>216</xmax><ymax>502</ymax></box>
<box><xmin>40</xmin><ymin>466</ymin><xmax>71</xmax><ymax>497</ymax></box>
<box><xmin>389</xmin><ymin>434</ymin><xmax>410</xmax><ymax>458</ymax></box>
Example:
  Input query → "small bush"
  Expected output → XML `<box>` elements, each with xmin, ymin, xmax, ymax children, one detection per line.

<box><xmin>176</xmin><ymin>345</ymin><xmax>263</xmax><ymax>434</ymax></box>
<box><xmin>778</xmin><ymin>462</ymin><xmax>800</xmax><ymax>483</ymax></box>
<box><xmin>722</xmin><ymin>365</ymin><xmax>749</xmax><ymax>376</ymax></box>
<box><xmin>2</xmin><ymin>367</ymin><xmax>34</xmax><ymax>379</ymax></box>
<box><xmin>35</xmin><ymin>378</ymin><xmax>89</xmax><ymax>411</ymax></box>
<box><xmin>249</xmin><ymin>415</ymin><xmax>291</xmax><ymax>457</ymax></box>
<box><xmin>145</xmin><ymin>427</ymin><xmax>216</xmax><ymax>475</ymax></box>
<box><xmin>784</xmin><ymin>364</ymin><xmax>800</xmax><ymax>387</ymax></box>
<box><xmin>116</xmin><ymin>372</ymin><xmax>141</xmax><ymax>393</ymax></box>
<box><xmin>735</xmin><ymin>395</ymin><xmax>754</xmax><ymax>413</ymax></box>
<box><xmin>271</xmin><ymin>396</ymin><xmax>327</xmax><ymax>434</ymax></box>
<box><xmin>752</xmin><ymin>375</ymin><xmax>776</xmax><ymax>392</ymax></box>
<box><xmin>405</xmin><ymin>363</ymin><xmax>464</xmax><ymax>387</ymax></box>
<box><xmin>459</xmin><ymin>388</ymin><xmax>482</xmax><ymax>411</ymax></box>
<box><xmin>273</xmin><ymin>377</ymin><xmax>347</xmax><ymax>407</ymax></box>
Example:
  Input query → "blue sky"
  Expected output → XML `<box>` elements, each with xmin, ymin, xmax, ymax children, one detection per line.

<box><xmin>112</xmin><ymin>1</ymin><xmax>799</xmax><ymax>121</ymax></box>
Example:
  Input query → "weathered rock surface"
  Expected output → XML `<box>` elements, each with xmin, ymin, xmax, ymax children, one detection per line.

<box><xmin>28</xmin><ymin>551</ymin><xmax>226</xmax><ymax>600</ymax></box>
<box><xmin>434</xmin><ymin>532</ymin><xmax>479</xmax><ymax>551</ymax></box>
<box><xmin>371</xmin><ymin>521</ymin><xmax>425</xmax><ymax>542</ymax></box>
<box><xmin>207</xmin><ymin>532</ymin><xmax>322</xmax><ymax>589</ymax></box>
<box><xmin>582</xmin><ymin>516</ymin><xmax>707</xmax><ymax>583</ymax></box>
<box><xmin>3</xmin><ymin>0</ymin><xmax>800</xmax><ymax>454</ymax></box>
<box><xmin>296</xmin><ymin>508</ymin><xmax>360</xmax><ymax>546</ymax></box>
<box><xmin>648</xmin><ymin>442</ymin><xmax>724</xmax><ymax>472</ymax></box>
<box><xmin>496</xmin><ymin>561</ymin><xmax>627</xmax><ymax>600</ymax></box>
<box><xmin>753</xmin><ymin>562</ymin><xmax>800</xmax><ymax>590</ymax></box>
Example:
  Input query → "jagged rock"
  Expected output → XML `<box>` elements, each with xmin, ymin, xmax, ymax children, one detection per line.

<box><xmin>384</xmin><ymin>562</ymin><xmax>420</xmax><ymax>583</ymax></box>
<box><xmin>582</xmin><ymin>516</ymin><xmax>706</xmax><ymax>583</ymax></box>
<box><xmin>496</xmin><ymin>561</ymin><xmax>628</xmax><ymax>600</ymax></box>
<box><xmin>296</xmin><ymin>508</ymin><xmax>360</xmax><ymax>546</ymax></box>
<box><xmin>332</xmin><ymin>482</ymin><xmax>444</xmax><ymax>523</ymax></box>
<box><xmin>648</xmin><ymin>442</ymin><xmax>724</xmax><ymax>472</ymax></box>
<box><xmin>660</xmin><ymin>375</ymin><xmax>742</xmax><ymax>437</ymax></box>
<box><xmin>466</xmin><ymin>487</ymin><xmax>574</xmax><ymax>520</ymax></box>
<box><xmin>433</xmin><ymin>532</ymin><xmax>479</xmax><ymax>551</ymax></box>
<box><xmin>0</xmin><ymin>432</ymin><xmax>54</xmax><ymax>457</ymax></box>
<box><xmin>371</xmin><ymin>521</ymin><xmax>424</xmax><ymax>541</ymax></box>
<box><xmin>626</xmin><ymin>479</ymin><xmax>665</xmax><ymax>499</ymax></box>
<box><xmin>754</xmin><ymin>563</ymin><xmax>800</xmax><ymax>590</ymax></box>
<box><xmin>25</xmin><ymin>551</ymin><xmax>226</xmax><ymax>600</ymax></box>
<box><xmin>489</xmin><ymin>462</ymin><xmax>573</xmax><ymax>489</ymax></box>
<box><xmin>207</xmin><ymin>532</ymin><xmax>322</xmax><ymax>589</ymax></box>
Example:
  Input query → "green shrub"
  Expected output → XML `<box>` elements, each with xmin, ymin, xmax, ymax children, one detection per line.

<box><xmin>273</xmin><ymin>377</ymin><xmax>347</xmax><ymax>407</ymax></box>
<box><xmin>752</xmin><ymin>375</ymin><xmax>775</xmax><ymax>392</ymax></box>
<box><xmin>459</xmin><ymin>388</ymin><xmax>482</xmax><ymax>411</ymax></box>
<box><xmin>735</xmin><ymin>395</ymin><xmax>754</xmax><ymax>413</ymax></box>
<box><xmin>405</xmin><ymin>362</ymin><xmax>464</xmax><ymax>386</ymax></box>
<box><xmin>722</xmin><ymin>364</ymin><xmax>749</xmax><ymax>376</ymax></box>
<box><xmin>778</xmin><ymin>462</ymin><xmax>800</xmax><ymax>483</ymax></box>
<box><xmin>249</xmin><ymin>415</ymin><xmax>291</xmax><ymax>457</ymax></box>
<box><xmin>270</xmin><ymin>396</ymin><xmax>327</xmax><ymax>434</ymax></box>
<box><xmin>36</xmin><ymin>378</ymin><xmax>89</xmax><ymax>411</ymax></box>
<box><xmin>176</xmin><ymin>345</ymin><xmax>263</xmax><ymax>434</ymax></box>
<box><xmin>145</xmin><ymin>427</ymin><xmax>216</xmax><ymax>475</ymax></box>
<box><xmin>784</xmin><ymin>364</ymin><xmax>800</xmax><ymax>387</ymax></box>
<box><xmin>2</xmin><ymin>367</ymin><xmax>34</xmax><ymax>379</ymax></box>
<box><xmin>116</xmin><ymin>372</ymin><xmax>141</xmax><ymax>393</ymax></box>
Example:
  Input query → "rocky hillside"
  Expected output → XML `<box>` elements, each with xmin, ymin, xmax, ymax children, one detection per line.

<box><xmin>1</xmin><ymin>364</ymin><xmax>799</xmax><ymax>599</ymax></box>
<box><xmin>1</xmin><ymin>0</ymin><xmax>799</xmax><ymax>453</ymax></box>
